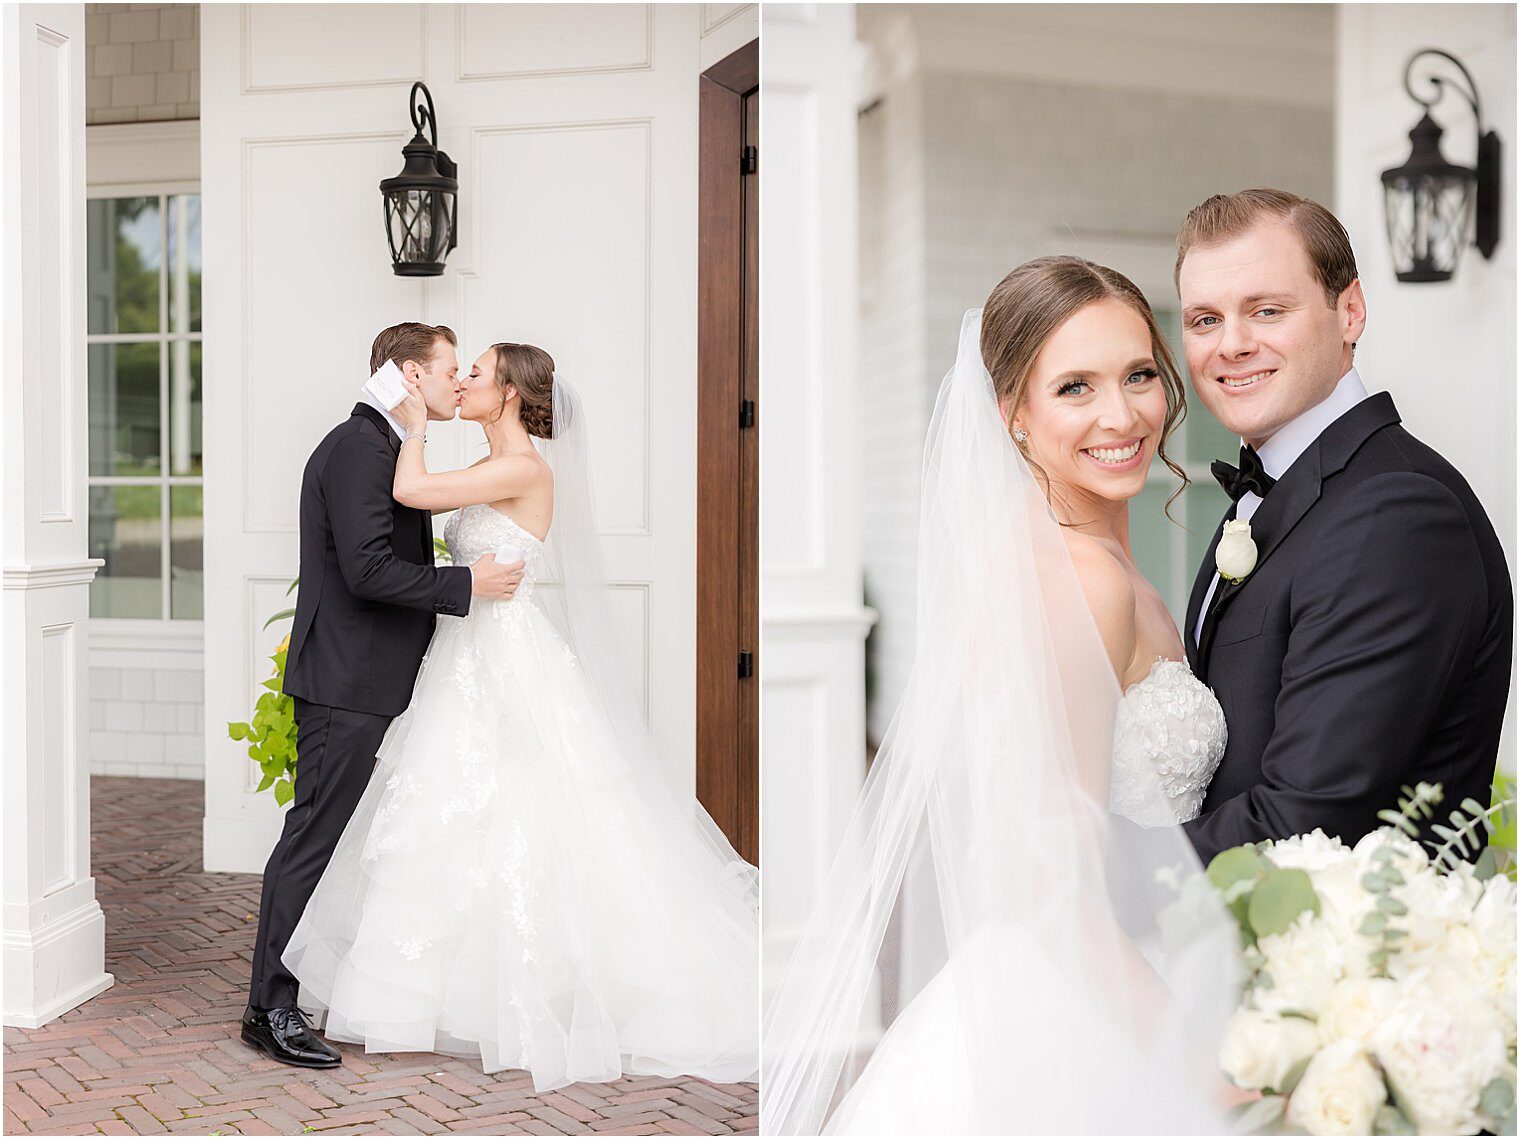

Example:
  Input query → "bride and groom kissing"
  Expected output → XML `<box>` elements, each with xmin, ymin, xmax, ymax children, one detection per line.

<box><xmin>240</xmin><ymin>323</ymin><xmax>758</xmax><ymax>1092</ymax></box>
<box><xmin>763</xmin><ymin>188</ymin><xmax>1512</xmax><ymax>1134</ymax></box>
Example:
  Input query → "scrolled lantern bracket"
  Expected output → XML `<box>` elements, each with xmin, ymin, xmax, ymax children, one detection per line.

<box><xmin>1380</xmin><ymin>49</ymin><xmax>1501</xmax><ymax>284</ymax></box>
<box><xmin>379</xmin><ymin>81</ymin><xmax>460</xmax><ymax>277</ymax></box>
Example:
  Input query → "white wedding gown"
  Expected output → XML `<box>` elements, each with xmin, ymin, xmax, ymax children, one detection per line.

<box><xmin>283</xmin><ymin>503</ymin><xmax>758</xmax><ymax>1092</ymax></box>
<box><xmin>825</xmin><ymin>657</ymin><xmax>1227</xmax><ymax>1134</ymax></box>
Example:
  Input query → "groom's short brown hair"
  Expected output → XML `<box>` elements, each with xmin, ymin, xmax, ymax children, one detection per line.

<box><xmin>369</xmin><ymin>322</ymin><xmax>457</xmax><ymax>375</ymax></box>
<box><xmin>1174</xmin><ymin>189</ymin><xmax>1359</xmax><ymax>307</ymax></box>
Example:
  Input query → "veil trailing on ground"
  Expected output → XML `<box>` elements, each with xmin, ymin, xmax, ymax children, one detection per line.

<box><xmin>536</xmin><ymin>378</ymin><xmax>757</xmax><ymax>907</ymax></box>
<box><xmin>760</xmin><ymin>312</ymin><xmax>1240</xmax><ymax>1134</ymax></box>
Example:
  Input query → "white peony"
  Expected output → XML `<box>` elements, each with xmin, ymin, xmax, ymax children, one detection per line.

<box><xmin>1404</xmin><ymin>875</ymin><xmax>1513</xmax><ymax>1046</ymax></box>
<box><xmin>1253</xmin><ymin>912</ymin><xmax>1344</xmax><ymax>1018</ymax></box>
<box><xmin>1463</xmin><ymin>877</ymin><xmax>1516</xmax><ymax>1042</ymax></box>
<box><xmin>1266</xmin><ymin>829</ymin><xmax>1350</xmax><ymax>873</ymax></box>
<box><xmin>1219</xmin><ymin>1007</ymin><xmax>1321</xmax><ymax>1091</ymax></box>
<box><xmin>1371</xmin><ymin>969</ymin><xmax>1510</xmax><ymax>1135</ymax></box>
<box><xmin>1316</xmin><ymin>976</ymin><xmax>1398</xmax><ymax>1046</ymax></box>
<box><xmin>1274</xmin><ymin>838</ymin><xmax>1376</xmax><ymax>953</ymax></box>
<box><xmin>1389</xmin><ymin>863</ymin><xmax>1484</xmax><ymax>972</ymax></box>
<box><xmin>1350</xmin><ymin>826</ymin><xmax>1430</xmax><ymax>879</ymax></box>
<box><xmin>1285</xmin><ymin>1039</ymin><xmax>1387</xmax><ymax>1136</ymax></box>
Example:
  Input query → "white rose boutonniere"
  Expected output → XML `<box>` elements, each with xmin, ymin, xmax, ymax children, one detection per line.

<box><xmin>1215</xmin><ymin>519</ymin><xmax>1257</xmax><ymax>583</ymax></box>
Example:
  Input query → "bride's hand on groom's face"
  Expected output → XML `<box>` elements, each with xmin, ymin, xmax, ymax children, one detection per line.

<box><xmin>397</xmin><ymin>380</ymin><xmax>429</xmax><ymax>432</ymax></box>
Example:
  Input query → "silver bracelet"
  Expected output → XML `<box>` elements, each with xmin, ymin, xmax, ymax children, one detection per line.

<box><xmin>403</xmin><ymin>430</ymin><xmax>426</xmax><ymax>443</ymax></box>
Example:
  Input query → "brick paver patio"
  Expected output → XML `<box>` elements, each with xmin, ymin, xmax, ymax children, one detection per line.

<box><xmin>3</xmin><ymin>777</ymin><xmax>758</xmax><ymax>1136</ymax></box>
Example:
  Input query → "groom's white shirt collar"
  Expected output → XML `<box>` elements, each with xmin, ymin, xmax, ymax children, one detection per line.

<box><xmin>1194</xmin><ymin>366</ymin><xmax>1369</xmax><ymax>646</ymax></box>
<box><xmin>360</xmin><ymin>389</ymin><xmax>407</xmax><ymax>444</ymax></box>
<box><xmin>1251</xmin><ymin>366</ymin><xmax>1369</xmax><ymax>484</ymax></box>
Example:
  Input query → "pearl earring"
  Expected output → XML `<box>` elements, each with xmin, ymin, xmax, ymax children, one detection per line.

<box><xmin>1013</xmin><ymin>428</ymin><xmax>1029</xmax><ymax>443</ymax></box>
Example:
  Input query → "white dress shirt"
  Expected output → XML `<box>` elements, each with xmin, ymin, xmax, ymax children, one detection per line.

<box><xmin>1193</xmin><ymin>367</ymin><xmax>1371</xmax><ymax>646</ymax></box>
<box><xmin>360</xmin><ymin>388</ymin><xmax>408</xmax><ymax>443</ymax></box>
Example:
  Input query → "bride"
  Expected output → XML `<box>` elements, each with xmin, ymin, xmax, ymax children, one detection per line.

<box><xmin>283</xmin><ymin>341</ymin><xmax>758</xmax><ymax>1093</ymax></box>
<box><xmin>762</xmin><ymin>258</ymin><xmax>1243</xmax><ymax>1134</ymax></box>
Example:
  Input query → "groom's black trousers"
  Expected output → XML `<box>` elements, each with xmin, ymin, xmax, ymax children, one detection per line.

<box><xmin>247</xmin><ymin>700</ymin><xmax>389</xmax><ymax>1011</ymax></box>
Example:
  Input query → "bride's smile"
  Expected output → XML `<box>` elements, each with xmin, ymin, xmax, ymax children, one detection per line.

<box><xmin>1007</xmin><ymin>296</ymin><xmax>1171</xmax><ymax>515</ymax></box>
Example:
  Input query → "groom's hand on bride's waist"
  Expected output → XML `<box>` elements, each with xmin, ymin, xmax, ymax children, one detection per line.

<box><xmin>470</xmin><ymin>555</ymin><xmax>525</xmax><ymax>600</ymax></box>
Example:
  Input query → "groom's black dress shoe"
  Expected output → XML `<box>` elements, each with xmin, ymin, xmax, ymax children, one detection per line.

<box><xmin>240</xmin><ymin>1005</ymin><xmax>342</xmax><ymax>1069</ymax></box>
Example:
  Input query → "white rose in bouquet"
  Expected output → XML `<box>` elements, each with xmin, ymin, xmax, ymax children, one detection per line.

<box><xmin>1316</xmin><ymin>976</ymin><xmax>1397</xmax><ymax>1045</ymax></box>
<box><xmin>1253</xmin><ymin>912</ymin><xmax>1344</xmax><ymax>1018</ymax></box>
<box><xmin>1371</xmin><ymin>971</ymin><xmax>1510</xmax><ymax>1135</ymax></box>
<box><xmin>1285</xmin><ymin>1039</ymin><xmax>1387</xmax><ymax>1136</ymax></box>
<box><xmin>1220</xmin><ymin>1007</ymin><xmax>1321</xmax><ymax>1091</ymax></box>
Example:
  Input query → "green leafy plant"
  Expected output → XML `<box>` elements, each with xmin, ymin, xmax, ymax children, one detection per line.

<box><xmin>227</xmin><ymin>579</ymin><xmax>299</xmax><ymax>806</ymax></box>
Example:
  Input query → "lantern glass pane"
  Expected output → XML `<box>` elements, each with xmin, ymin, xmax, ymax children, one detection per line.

<box><xmin>1385</xmin><ymin>174</ymin><xmax>1473</xmax><ymax>280</ymax></box>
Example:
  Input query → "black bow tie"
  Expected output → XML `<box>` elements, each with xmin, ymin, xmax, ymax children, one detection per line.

<box><xmin>1211</xmin><ymin>445</ymin><xmax>1276</xmax><ymax>503</ymax></box>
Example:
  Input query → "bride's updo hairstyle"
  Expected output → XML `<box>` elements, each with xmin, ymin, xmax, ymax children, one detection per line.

<box><xmin>980</xmin><ymin>255</ymin><xmax>1189</xmax><ymax>508</ymax></box>
<box><xmin>490</xmin><ymin>342</ymin><xmax>557</xmax><ymax>438</ymax></box>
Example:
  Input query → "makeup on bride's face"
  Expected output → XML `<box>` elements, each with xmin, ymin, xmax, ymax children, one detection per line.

<box><xmin>1015</xmin><ymin>298</ymin><xmax>1166</xmax><ymax>507</ymax></box>
<box><xmin>460</xmin><ymin>351</ymin><xmax>495</xmax><ymax>422</ymax></box>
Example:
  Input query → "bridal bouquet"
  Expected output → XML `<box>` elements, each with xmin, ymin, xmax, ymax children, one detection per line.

<box><xmin>1212</xmin><ymin>783</ymin><xmax>1516</xmax><ymax>1135</ymax></box>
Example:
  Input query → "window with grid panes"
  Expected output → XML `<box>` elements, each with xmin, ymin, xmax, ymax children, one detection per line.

<box><xmin>1128</xmin><ymin>309</ymin><xmax>1236</xmax><ymax>625</ymax></box>
<box><xmin>86</xmin><ymin>193</ymin><xmax>203</xmax><ymax>620</ymax></box>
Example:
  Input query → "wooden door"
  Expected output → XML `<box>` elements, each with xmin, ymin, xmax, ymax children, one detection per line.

<box><xmin>696</xmin><ymin>40</ymin><xmax>759</xmax><ymax>863</ymax></box>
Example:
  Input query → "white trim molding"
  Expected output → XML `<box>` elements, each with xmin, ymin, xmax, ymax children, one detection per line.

<box><xmin>85</xmin><ymin>119</ymin><xmax>199</xmax><ymax>190</ymax></box>
<box><xmin>3</xmin><ymin>558</ymin><xmax>103</xmax><ymax>590</ymax></box>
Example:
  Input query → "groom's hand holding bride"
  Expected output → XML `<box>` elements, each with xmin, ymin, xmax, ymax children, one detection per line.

<box><xmin>395</xmin><ymin>378</ymin><xmax>525</xmax><ymax>602</ymax></box>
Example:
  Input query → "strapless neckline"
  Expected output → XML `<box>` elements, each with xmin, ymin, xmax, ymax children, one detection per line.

<box><xmin>1124</xmin><ymin>656</ymin><xmax>1188</xmax><ymax>695</ymax></box>
<box><xmin>467</xmin><ymin>503</ymin><xmax>548</xmax><ymax>547</ymax></box>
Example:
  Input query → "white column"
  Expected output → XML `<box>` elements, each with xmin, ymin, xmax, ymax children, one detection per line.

<box><xmin>759</xmin><ymin>3</ymin><xmax>875</xmax><ymax>998</ymax></box>
<box><xmin>2</xmin><ymin>2</ymin><xmax>113</xmax><ymax>1027</ymax></box>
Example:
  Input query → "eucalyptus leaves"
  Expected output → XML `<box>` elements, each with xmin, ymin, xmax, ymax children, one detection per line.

<box><xmin>1210</xmin><ymin>780</ymin><xmax>1517</xmax><ymax>1135</ymax></box>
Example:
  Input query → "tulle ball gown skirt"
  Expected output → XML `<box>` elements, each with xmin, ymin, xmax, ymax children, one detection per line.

<box><xmin>282</xmin><ymin>598</ymin><xmax>759</xmax><ymax>1092</ymax></box>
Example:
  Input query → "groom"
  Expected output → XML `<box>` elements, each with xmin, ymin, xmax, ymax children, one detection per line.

<box><xmin>242</xmin><ymin>322</ymin><xmax>524</xmax><ymax>1067</ymax></box>
<box><xmin>1175</xmin><ymin>189</ymin><xmax>1512</xmax><ymax>864</ymax></box>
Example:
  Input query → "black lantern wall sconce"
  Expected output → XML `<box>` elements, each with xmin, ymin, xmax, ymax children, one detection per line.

<box><xmin>380</xmin><ymin>82</ymin><xmax>459</xmax><ymax>277</ymax></box>
<box><xmin>1380</xmin><ymin>49</ymin><xmax>1501</xmax><ymax>284</ymax></box>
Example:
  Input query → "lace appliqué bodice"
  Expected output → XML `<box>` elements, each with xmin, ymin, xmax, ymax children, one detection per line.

<box><xmin>1109</xmin><ymin>658</ymin><xmax>1226</xmax><ymax>827</ymax></box>
<box><xmin>443</xmin><ymin>504</ymin><xmax>546</xmax><ymax>602</ymax></box>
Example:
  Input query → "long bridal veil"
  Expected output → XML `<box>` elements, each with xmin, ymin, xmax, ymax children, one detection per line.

<box><xmin>538</xmin><ymin>378</ymin><xmax>758</xmax><ymax>908</ymax></box>
<box><xmin>761</xmin><ymin>311</ymin><xmax>1241</xmax><ymax>1134</ymax></box>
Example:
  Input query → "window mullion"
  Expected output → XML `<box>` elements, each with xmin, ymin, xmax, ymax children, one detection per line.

<box><xmin>160</xmin><ymin>194</ymin><xmax>171</xmax><ymax>620</ymax></box>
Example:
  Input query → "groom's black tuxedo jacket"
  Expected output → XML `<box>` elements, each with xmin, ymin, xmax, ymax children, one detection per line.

<box><xmin>283</xmin><ymin>403</ymin><xmax>473</xmax><ymax>717</ymax></box>
<box><xmin>1182</xmin><ymin>392</ymin><xmax>1512</xmax><ymax>863</ymax></box>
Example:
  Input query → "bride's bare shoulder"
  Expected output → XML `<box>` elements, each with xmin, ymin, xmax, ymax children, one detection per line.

<box><xmin>1061</xmin><ymin>532</ymin><xmax>1136</xmax><ymax>678</ymax></box>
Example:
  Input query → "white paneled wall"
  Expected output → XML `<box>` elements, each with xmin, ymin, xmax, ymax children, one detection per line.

<box><xmin>1334</xmin><ymin>3</ymin><xmax>1517</xmax><ymax>773</ymax></box>
<box><xmin>200</xmin><ymin>4</ymin><xmax>728</xmax><ymax>873</ymax></box>
<box><xmin>84</xmin><ymin>3</ymin><xmax>198</xmax><ymax>124</ymax></box>
<box><xmin>856</xmin><ymin>6</ymin><xmax>1335</xmax><ymax>739</ymax></box>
